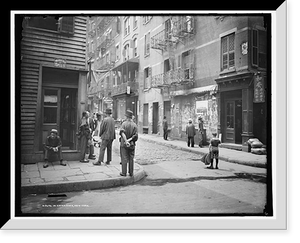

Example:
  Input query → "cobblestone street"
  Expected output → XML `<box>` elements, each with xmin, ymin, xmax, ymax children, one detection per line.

<box><xmin>113</xmin><ymin>135</ymin><xmax>201</xmax><ymax>165</ymax></box>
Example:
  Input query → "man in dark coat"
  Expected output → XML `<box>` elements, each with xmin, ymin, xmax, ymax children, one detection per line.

<box><xmin>79</xmin><ymin>111</ymin><xmax>91</xmax><ymax>163</ymax></box>
<box><xmin>186</xmin><ymin>118</ymin><xmax>196</xmax><ymax>147</ymax></box>
<box><xmin>93</xmin><ymin>108</ymin><xmax>116</xmax><ymax>165</ymax></box>
<box><xmin>162</xmin><ymin>116</ymin><xmax>168</xmax><ymax>140</ymax></box>
<box><xmin>43</xmin><ymin>129</ymin><xmax>66</xmax><ymax>168</ymax></box>
<box><xmin>87</xmin><ymin>112</ymin><xmax>96</xmax><ymax>160</ymax></box>
<box><xmin>119</xmin><ymin>110</ymin><xmax>138</xmax><ymax>177</ymax></box>
<box><xmin>198</xmin><ymin>116</ymin><xmax>204</xmax><ymax>147</ymax></box>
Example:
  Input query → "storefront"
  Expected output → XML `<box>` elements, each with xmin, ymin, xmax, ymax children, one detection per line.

<box><xmin>215</xmin><ymin>72</ymin><xmax>267</xmax><ymax>150</ymax></box>
<box><xmin>37</xmin><ymin>67</ymin><xmax>88</xmax><ymax>160</ymax></box>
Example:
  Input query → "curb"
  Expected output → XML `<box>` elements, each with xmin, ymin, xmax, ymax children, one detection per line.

<box><xmin>139</xmin><ymin>136</ymin><xmax>267</xmax><ymax>168</ymax></box>
<box><xmin>21</xmin><ymin>164</ymin><xmax>147</xmax><ymax>195</ymax></box>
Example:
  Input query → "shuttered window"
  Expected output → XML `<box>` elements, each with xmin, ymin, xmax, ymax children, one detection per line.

<box><xmin>221</xmin><ymin>33</ymin><xmax>235</xmax><ymax>71</ymax></box>
<box><xmin>252</xmin><ymin>29</ymin><xmax>267</xmax><ymax>68</ymax></box>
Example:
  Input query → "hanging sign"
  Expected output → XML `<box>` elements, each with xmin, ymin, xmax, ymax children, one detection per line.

<box><xmin>253</xmin><ymin>75</ymin><xmax>265</xmax><ymax>103</ymax></box>
<box><xmin>54</xmin><ymin>58</ymin><xmax>66</xmax><ymax>68</ymax></box>
<box><xmin>241</xmin><ymin>42</ymin><xmax>248</xmax><ymax>55</ymax></box>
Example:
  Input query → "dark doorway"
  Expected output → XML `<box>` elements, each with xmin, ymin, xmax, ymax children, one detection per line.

<box><xmin>223</xmin><ymin>90</ymin><xmax>242</xmax><ymax>144</ymax></box>
<box><xmin>235</xmin><ymin>100</ymin><xmax>242</xmax><ymax>144</ymax></box>
<box><xmin>164</xmin><ymin>101</ymin><xmax>171</xmax><ymax>126</ymax></box>
<box><xmin>60</xmin><ymin>88</ymin><xmax>77</xmax><ymax>150</ymax></box>
<box><xmin>152</xmin><ymin>102</ymin><xmax>159</xmax><ymax>134</ymax></box>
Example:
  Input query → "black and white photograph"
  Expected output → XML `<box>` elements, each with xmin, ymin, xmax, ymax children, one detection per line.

<box><xmin>5</xmin><ymin>3</ymin><xmax>289</xmax><ymax>231</ymax></box>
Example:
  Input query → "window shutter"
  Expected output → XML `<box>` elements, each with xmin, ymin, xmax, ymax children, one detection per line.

<box><xmin>189</xmin><ymin>63</ymin><xmax>194</xmax><ymax>80</ymax></box>
<box><xmin>258</xmin><ymin>30</ymin><xmax>267</xmax><ymax>68</ymax></box>
<box><xmin>58</xmin><ymin>17</ymin><xmax>75</xmax><ymax>35</ymax></box>
<box><xmin>177</xmin><ymin>55</ymin><xmax>181</xmax><ymax>68</ymax></box>
<box><xmin>147</xmin><ymin>32</ymin><xmax>150</xmax><ymax>55</ymax></box>
<box><xmin>221</xmin><ymin>36</ymin><xmax>228</xmax><ymax>70</ymax></box>
<box><xmin>148</xmin><ymin>67</ymin><xmax>152</xmax><ymax>87</ymax></box>
<box><xmin>252</xmin><ymin>29</ymin><xmax>258</xmax><ymax>66</ymax></box>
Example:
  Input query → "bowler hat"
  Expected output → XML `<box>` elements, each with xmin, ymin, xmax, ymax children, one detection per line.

<box><xmin>125</xmin><ymin>110</ymin><xmax>133</xmax><ymax>119</ymax></box>
<box><xmin>50</xmin><ymin>129</ymin><xmax>58</xmax><ymax>135</ymax></box>
<box><xmin>105</xmin><ymin>108</ymin><xmax>112</xmax><ymax>114</ymax></box>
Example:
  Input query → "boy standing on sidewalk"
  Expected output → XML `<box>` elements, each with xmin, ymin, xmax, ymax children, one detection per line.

<box><xmin>207</xmin><ymin>132</ymin><xmax>221</xmax><ymax>169</ymax></box>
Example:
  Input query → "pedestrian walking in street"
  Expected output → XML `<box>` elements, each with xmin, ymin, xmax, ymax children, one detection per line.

<box><xmin>78</xmin><ymin>111</ymin><xmax>92</xmax><ymax>163</ymax></box>
<box><xmin>207</xmin><ymin>132</ymin><xmax>221</xmax><ymax>169</ymax></box>
<box><xmin>43</xmin><ymin>129</ymin><xmax>66</xmax><ymax>168</ymax></box>
<box><xmin>198</xmin><ymin>116</ymin><xmax>204</xmax><ymax>147</ymax></box>
<box><xmin>119</xmin><ymin>110</ymin><xmax>138</xmax><ymax>177</ymax></box>
<box><xmin>88</xmin><ymin>111</ymin><xmax>96</xmax><ymax>160</ymax></box>
<box><xmin>93</xmin><ymin>108</ymin><xmax>116</xmax><ymax>166</ymax></box>
<box><xmin>162</xmin><ymin>116</ymin><xmax>169</xmax><ymax>140</ymax></box>
<box><xmin>186</xmin><ymin>118</ymin><xmax>196</xmax><ymax>147</ymax></box>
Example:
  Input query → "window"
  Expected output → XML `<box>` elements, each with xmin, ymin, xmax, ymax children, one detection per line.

<box><xmin>185</xmin><ymin>16</ymin><xmax>193</xmax><ymax>33</ymax></box>
<box><xmin>164</xmin><ymin>59</ymin><xmax>171</xmax><ymax>73</ymax></box>
<box><xmin>143</xmin><ymin>104</ymin><xmax>149</xmax><ymax>126</ymax></box>
<box><xmin>133</xmin><ymin>16</ymin><xmax>138</xmax><ymax>29</ymax></box>
<box><xmin>27</xmin><ymin>16</ymin><xmax>58</xmax><ymax>31</ymax></box>
<box><xmin>177</xmin><ymin>55</ymin><xmax>181</xmax><ymax>68</ymax></box>
<box><xmin>252</xmin><ymin>29</ymin><xmax>267</xmax><ymax>68</ymax></box>
<box><xmin>124</xmin><ymin>17</ymin><xmax>130</xmax><ymax>36</ymax></box>
<box><xmin>105</xmin><ymin>52</ymin><xmax>110</xmax><ymax>64</ymax></box>
<box><xmin>27</xmin><ymin>16</ymin><xmax>74</xmax><ymax>35</ymax></box>
<box><xmin>165</xmin><ymin>19</ymin><xmax>172</xmax><ymax>40</ymax></box>
<box><xmin>116</xmin><ymin>44</ymin><xmax>120</xmax><ymax>61</ymax></box>
<box><xmin>182</xmin><ymin>50</ymin><xmax>194</xmax><ymax>80</ymax></box>
<box><xmin>144</xmin><ymin>67</ymin><xmax>151</xmax><ymax>89</ymax></box>
<box><xmin>144</xmin><ymin>32</ymin><xmax>150</xmax><ymax>56</ymax></box>
<box><xmin>43</xmin><ymin>89</ymin><xmax>58</xmax><ymax>124</ymax></box>
<box><xmin>143</xmin><ymin>16</ymin><xmax>152</xmax><ymax>24</ymax></box>
<box><xmin>221</xmin><ymin>33</ymin><xmax>235</xmax><ymax>71</ymax></box>
<box><xmin>133</xmin><ymin>38</ymin><xmax>138</xmax><ymax>57</ymax></box>
<box><xmin>116</xmin><ymin>17</ymin><xmax>121</xmax><ymax>34</ymax></box>
<box><xmin>91</xmin><ymin>40</ymin><xmax>94</xmax><ymax>52</ymax></box>
<box><xmin>58</xmin><ymin>17</ymin><xmax>75</xmax><ymax>35</ymax></box>
<box><xmin>124</xmin><ymin>44</ymin><xmax>130</xmax><ymax>60</ymax></box>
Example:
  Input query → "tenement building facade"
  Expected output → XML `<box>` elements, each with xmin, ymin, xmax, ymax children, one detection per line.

<box><xmin>86</xmin><ymin>15</ymin><xmax>267</xmax><ymax>149</ymax></box>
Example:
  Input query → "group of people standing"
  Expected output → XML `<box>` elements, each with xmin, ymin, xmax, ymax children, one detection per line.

<box><xmin>43</xmin><ymin>108</ymin><xmax>138</xmax><ymax>177</ymax></box>
<box><xmin>77</xmin><ymin>108</ymin><xmax>138</xmax><ymax>177</ymax></box>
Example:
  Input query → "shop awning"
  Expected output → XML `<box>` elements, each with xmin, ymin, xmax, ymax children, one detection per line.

<box><xmin>170</xmin><ymin>84</ymin><xmax>218</xmax><ymax>96</ymax></box>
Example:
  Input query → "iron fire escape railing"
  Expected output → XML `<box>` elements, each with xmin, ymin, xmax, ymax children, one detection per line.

<box><xmin>151</xmin><ymin>67</ymin><xmax>195</xmax><ymax>88</ymax></box>
<box><xmin>151</xmin><ymin>29</ymin><xmax>175</xmax><ymax>51</ymax></box>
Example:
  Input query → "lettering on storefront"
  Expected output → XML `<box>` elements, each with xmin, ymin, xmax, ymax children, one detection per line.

<box><xmin>253</xmin><ymin>75</ymin><xmax>265</xmax><ymax>103</ymax></box>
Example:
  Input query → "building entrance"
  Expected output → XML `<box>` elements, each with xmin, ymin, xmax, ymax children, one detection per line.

<box><xmin>223</xmin><ymin>90</ymin><xmax>242</xmax><ymax>144</ymax></box>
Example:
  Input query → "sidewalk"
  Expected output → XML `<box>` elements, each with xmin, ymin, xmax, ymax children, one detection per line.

<box><xmin>21</xmin><ymin>159</ymin><xmax>146</xmax><ymax>195</ymax></box>
<box><xmin>138</xmin><ymin>133</ymin><xmax>267</xmax><ymax>168</ymax></box>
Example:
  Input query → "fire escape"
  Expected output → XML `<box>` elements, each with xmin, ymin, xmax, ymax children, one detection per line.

<box><xmin>150</xmin><ymin>16</ymin><xmax>196</xmax><ymax>89</ymax></box>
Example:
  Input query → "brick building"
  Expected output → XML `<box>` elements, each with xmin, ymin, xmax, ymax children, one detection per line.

<box><xmin>86</xmin><ymin>15</ymin><xmax>268</xmax><ymax>149</ymax></box>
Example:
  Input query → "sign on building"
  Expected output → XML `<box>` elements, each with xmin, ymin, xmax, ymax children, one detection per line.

<box><xmin>253</xmin><ymin>75</ymin><xmax>265</xmax><ymax>103</ymax></box>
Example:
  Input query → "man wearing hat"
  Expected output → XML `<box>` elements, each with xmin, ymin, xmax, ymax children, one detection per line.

<box><xmin>198</xmin><ymin>116</ymin><xmax>204</xmax><ymax>147</ymax></box>
<box><xmin>43</xmin><ymin>129</ymin><xmax>66</xmax><ymax>168</ymax></box>
<box><xmin>186</xmin><ymin>118</ymin><xmax>196</xmax><ymax>147</ymax></box>
<box><xmin>93</xmin><ymin>108</ymin><xmax>116</xmax><ymax>165</ymax></box>
<box><xmin>119</xmin><ymin>110</ymin><xmax>138</xmax><ymax>177</ymax></box>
